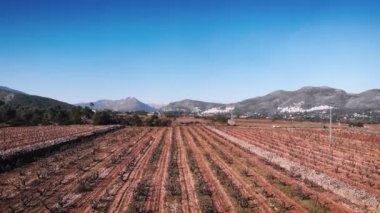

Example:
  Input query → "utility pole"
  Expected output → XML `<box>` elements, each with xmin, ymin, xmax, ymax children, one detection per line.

<box><xmin>329</xmin><ymin>106</ymin><xmax>332</xmax><ymax>146</ymax></box>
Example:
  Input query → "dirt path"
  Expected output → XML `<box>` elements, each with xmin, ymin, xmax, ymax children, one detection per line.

<box><xmin>175</xmin><ymin>126</ymin><xmax>201</xmax><ymax>213</ymax></box>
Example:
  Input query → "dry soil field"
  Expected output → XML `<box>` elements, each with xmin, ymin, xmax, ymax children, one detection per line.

<box><xmin>0</xmin><ymin>122</ymin><xmax>379</xmax><ymax>212</ymax></box>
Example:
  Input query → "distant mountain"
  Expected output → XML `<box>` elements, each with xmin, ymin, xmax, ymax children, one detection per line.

<box><xmin>0</xmin><ymin>86</ymin><xmax>73</xmax><ymax>109</ymax></box>
<box><xmin>234</xmin><ymin>86</ymin><xmax>380</xmax><ymax>115</ymax></box>
<box><xmin>77</xmin><ymin>97</ymin><xmax>157</xmax><ymax>112</ymax></box>
<box><xmin>162</xmin><ymin>99</ymin><xmax>226</xmax><ymax>114</ymax></box>
<box><xmin>148</xmin><ymin>103</ymin><xmax>167</xmax><ymax>110</ymax></box>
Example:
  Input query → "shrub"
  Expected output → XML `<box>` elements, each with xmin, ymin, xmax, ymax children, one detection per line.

<box><xmin>78</xmin><ymin>172</ymin><xmax>99</xmax><ymax>192</ymax></box>
<box><xmin>348</xmin><ymin>122</ymin><xmax>364</xmax><ymax>127</ymax></box>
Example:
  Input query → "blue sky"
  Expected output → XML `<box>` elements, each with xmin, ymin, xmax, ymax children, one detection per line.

<box><xmin>1</xmin><ymin>0</ymin><xmax>379</xmax><ymax>104</ymax></box>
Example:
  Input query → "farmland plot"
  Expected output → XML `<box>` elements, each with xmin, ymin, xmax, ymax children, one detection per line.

<box><xmin>0</xmin><ymin>125</ymin><xmax>378</xmax><ymax>212</ymax></box>
<box><xmin>211</xmin><ymin>125</ymin><xmax>380</xmax><ymax>212</ymax></box>
<box><xmin>0</xmin><ymin>125</ymin><xmax>118</xmax><ymax>160</ymax></box>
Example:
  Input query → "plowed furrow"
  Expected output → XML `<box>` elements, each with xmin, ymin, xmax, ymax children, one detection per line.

<box><xmin>143</xmin><ymin>128</ymin><xmax>172</xmax><ymax>212</ymax></box>
<box><xmin>5</xmin><ymin>128</ymin><xmax>147</xmax><ymax>212</ymax></box>
<box><xmin>192</xmin><ymin>126</ymin><xmax>307</xmax><ymax>212</ymax></box>
<box><xmin>202</xmin><ymin>125</ymin><xmax>355</xmax><ymax>212</ymax></box>
<box><xmin>187</xmin><ymin>127</ymin><xmax>275</xmax><ymax>212</ymax></box>
<box><xmin>176</xmin><ymin>126</ymin><xmax>201</xmax><ymax>213</ymax></box>
<box><xmin>109</xmin><ymin>128</ymin><xmax>166</xmax><ymax>212</ymax></box>
<box><xmin>73</xmin><ymin>128</ymin><xmax>157</xmax><ymax>212</ymax></box>
<box><xmin>181</xmin><ymin>127</ymin><xmax>235</xmax><ymax>212</ymax></box>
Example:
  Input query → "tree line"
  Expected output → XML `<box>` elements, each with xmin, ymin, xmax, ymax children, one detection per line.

<box><xmin>0</xmin><ymin>102</ymin><xmax>171</xmax><ymax>127</ymax></box>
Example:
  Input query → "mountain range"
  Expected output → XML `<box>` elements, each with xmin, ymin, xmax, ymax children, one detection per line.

<box><xmin>234</xmin><ymin>86</ymin><xmax>380</xmax><ymax>115</ymax></box>
<box><xmin>1</xmin><ymin>86</ymin><xmax>379</xmax><ymax>120</ymax></box>
<box><xmin>161</xmin><ymin>86</ymin><xmax>380</xmax><ymax>123</ymax></box>
<box><xmin>161</xmin><ymin>87</ymin><xmax>379</xmax><ymax>115</ymax></box>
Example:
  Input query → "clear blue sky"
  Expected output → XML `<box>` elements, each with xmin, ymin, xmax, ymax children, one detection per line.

<box><xmin>1</xmin><ymin>0</ymin><xmax>379</xmax><ymax>104</ymax></box>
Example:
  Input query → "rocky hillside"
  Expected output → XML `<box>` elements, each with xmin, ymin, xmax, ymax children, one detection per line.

<box><xmin>77</xmin><ymin>97</ymin><xmax>156</xmax><ymax>112</ymax></box>
<box><xmin>0</xmin><ymin>86</ymin><xmax>73</xmax><ymax>110</ymax></box>
<box><xmin>161</xmin><ymin>99</ymin><xmax>226</xmax><ymax>114</ymax></box>
<box><xmin>160</xmin><ymin>86</ymin><xmax>380</xmax><ymax>121</ymax></box>
<box><xmin>234</xmin><ymin>86</ymin><xmax>380</xmax><ymax>115</ymax></box>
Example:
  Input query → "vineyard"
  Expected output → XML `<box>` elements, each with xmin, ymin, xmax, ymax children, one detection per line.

<box><xmin>0</xmin><ymin>124</ymin><xmax>379</xmax><ymax>212</ymax></box>
<box><xmin>0</xmin><ymin>125</ymin><xmax>119</xmax><ymax>160</ymax></box>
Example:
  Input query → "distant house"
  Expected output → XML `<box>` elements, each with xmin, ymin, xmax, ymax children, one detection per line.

<box><xmin>227</xmin><ymin>113</ymin><xmax>236</xmax><ymax>126</ymax></box>
<box><xmin>147</xmin><ymin>112</ymin><xmax>161</xmax><ymax>116</ymax></box>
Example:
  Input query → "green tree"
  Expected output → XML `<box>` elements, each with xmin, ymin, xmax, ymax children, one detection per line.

<box><xmin>93</xmin><ymin>111</ymin><xmax>113</xmax><ymax>125</ymax></box>
<box><xmin>70</xmin><ymin>106</ymin><xmax>84</xmax><ymax>124</ymax></box>
<box><xmin>55</xmin><ymin>109</ymin><xmax>70</xmax><ymax>125</ymax></box>
<box><xmin>83</xmin><ymin>107</ymin><xmax>94</xmax><ymax>119</ymax></box>
<box><xmin>5</xmin><ymin>107</ymin><xmax>17</xmax><ymax>121</ymax></box>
